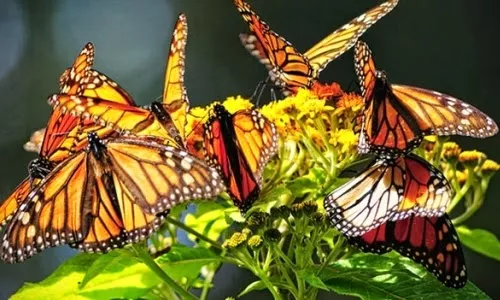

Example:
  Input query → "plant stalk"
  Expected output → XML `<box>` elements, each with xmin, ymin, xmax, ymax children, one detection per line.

<box><xmin>131</xmin><ymin>245</ymin><xmax>198</xmax><ymax>300</ymax></box>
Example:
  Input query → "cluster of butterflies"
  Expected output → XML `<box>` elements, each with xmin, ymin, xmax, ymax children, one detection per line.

<box><xmin>0</xmin><ymin>0</ymin><xmax>497</xmax><ymax>290</ymax></box>
<box><xmin>234</xmin><ymin>0</ymin><xmax>497</xmax><ymax>289</ymax></box>
<box><xmin>0</xmin><ymin>13</ymin><xmax>278</xmax><ymax>264</ymax></box>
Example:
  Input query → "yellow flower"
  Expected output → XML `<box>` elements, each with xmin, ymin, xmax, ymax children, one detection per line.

<box><xmin>481</xmin><ymin>159</ymin><xmax>500</xmax><ymax>176</ymax></box>
<box><xmin>247</xmin><ymin>235</ymin><xmax>263</xmax><ymax>249</ymax></box>
<box><xmin>308</xmin><ymin>126</ymin><xmax>325</xmax><ymax>148</ymax></box>
<box><xmin>458</xmin><ymin>150</ymin><xmax>487</xmax><ymax>168</ymax></box>
<box><xmin>222</xmin><ymin>96</ymin><xmax>254</xmax><ymax>114</ymax></box>
<box><xmin>442</xmin><ymin>142</ymin><xmax>462</xmax><ymax>161</ymax></box>
<box><xmin>222</xmin><ymin>231</ymin><xmax>249</xmax><ymax>249</ymax></box>
<box><xmin>330</xmin><ymin>129</ymin><xmax>358</xmax><ymax>154</ymax></box>
<box><xmin>261</xmin><ymin>100</ymin><xmax>301</xmax><ymax>140</ymax></box>
<box><xmin>456</xmin><ymin>170</ymin><xmax>468</xmax><ymax>185</ymax></box>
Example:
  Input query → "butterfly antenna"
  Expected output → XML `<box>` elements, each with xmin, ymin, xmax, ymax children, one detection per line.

<box><xmin>253</xmin><ymin>75</ymin><xmax>271</xmax><ymax>106</ymax></box>
<box><xmin>270</xmin><ymin>87</ymin><xmax>277</xmax><ymax>102</ymax></box>
<box><xmin>250</xmin><ymin>80</ymin><xmax>265</xmax><ymax>101</ymax></box>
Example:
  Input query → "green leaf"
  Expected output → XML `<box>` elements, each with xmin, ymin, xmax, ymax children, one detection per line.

<box><xmin>310</xmin><ymin>167</ymin><xmax>327</xmax><ymax>184</ymax></box>
<box><xmin>80</xmin><ymin>249</ymin><xmax>135</xmax><ymax>288</ymax></box>
<box><xmin>259</xmin><ymin>185</ymin><xmax>292</xmax><ymax>204</ymax></box>
<box><xmin>185</xmin><ymin>207</ymin><xmax>230</xmax><ymax>244</ymax></box>
<box><xmin>312</xmin><ymin>253</ymin><xmax>488</xmax><ymax>300</ymax></box>
<box><xmin>156</xmin><ymin>244</ymin><xmax>220</xmax><ymax>280</ymax></box>
<box><xmin>457</xmin><ymin>226</ymin><xmax>500</xmax><ymax>261</ymax></box>
<box><xmin>297</xmin><ymin>269</ymin><xmax>329</xmax><ymax>291</ymax></box>
<box><xmin>12</xmin><ymin>245</ymin><xmax>221</xmax><ymax>300</ymax></box>
<box><xmin>12</xmin><ymin>253</ymin><xmax>100</xmax><ymax>300</ymax></box>
<box><xmin>287</xmin><ymin>177</ymin><xmax>318</xmax><ymax>197</ymax></box>
<box><xmin>237</xmin><ymin>279</ymin><xmax>292</xmax><ymax>298</ymax></box>
<box><xmin>237</xmin><ymin>281</ymin><xmax>266</xmax><ymax>297</ymax></box>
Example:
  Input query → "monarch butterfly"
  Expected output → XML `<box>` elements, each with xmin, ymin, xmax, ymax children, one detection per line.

<box><xmin>47</xmin><ymin>14</ymin><xmax>189</xmax><ymax>149</ymax></box>
<box><xmin>24</xmin><ymin>42</ymin><xmax>139</xmax><ymax>155</ymax></box>
<box><xmin>203</xmin><ymin>104</ymin><xmax>278</xmax><ymax>212</ymax></box>
<box><xmin>1</xmin><ymin>133</ymin><xmax>224</xmax><ymax>263</ymax></box>
<box><xmin>354</xmin><ymin>41</ymin><xmax>499</xmax><ymax>157</ymax></box>
<box><xmin>348</xmin><ymin>214</ymin><xmax>467</xmax><ymax>288</ymax></box>
<box><xmin>234</xmin><ymin>0</ymin><xmax>399</xmax><ymax>97</ymax></box>
<box><xmin>0</xmin><ymin>43</ymin><xmax>127</xmax><ymax>229</ymax></box>
<box><xmin>324</xmin><ymin>154</ymin><xmax>451</xmax><ymax>237</ymax></box>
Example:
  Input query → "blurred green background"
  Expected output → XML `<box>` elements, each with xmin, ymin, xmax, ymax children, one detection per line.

<box><xmin>0</xmin><ymin>0</ymin><xmax>499</xmax><ymax>298</ymax></box>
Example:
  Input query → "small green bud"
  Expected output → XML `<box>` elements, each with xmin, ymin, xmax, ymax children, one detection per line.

<box><xmin>291</xmin><ymin>203</ymin><xmax>304</xmax><ymax>218</ymax></box>
<box><xmin>263</xmin><ymin>228</ymin><xmax>282</xmax><ymax>243</ymax></box>
<box><xmin>311</xmin><ymin>212</ymin><xmax>327</xmax><ymax>226</ymax></box>
<box><xmin>245</xmin><ymin>211</ymin><xmax>270</xmax><ymax>231</ymax></box>
<box><xmin>277</xmin><ymin>205</ymin><xmax>291</xmax><ymax>219</ymax></box>
<box><xmin>302</xmin><ymin>200</ymin><xmax>318</xmax><ymax>215</ymax></box>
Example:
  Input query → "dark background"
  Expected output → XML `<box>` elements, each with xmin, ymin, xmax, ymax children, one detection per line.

<box><xmin>0</xmin><ymin>0</ymin><xmax>499</xmax><ymax>299</ymax></box>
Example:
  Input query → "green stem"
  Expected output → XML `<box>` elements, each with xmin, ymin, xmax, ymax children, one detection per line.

<box><xmin>447</xmin><ymin>177</ymin><xmax>472</xmax><ymax>213</ymax></box>
<box><xmin>453</xmin><ymin>178</ymin><xmax>489</xmax><ymax>225</ymax></box>
<box><xmin>317</xmin><ymin>237</ymin><xmax>345</xmax><ymax>275</ymax></box>
<box><xmin>238</xmin><ymin>251</ymin><xmax>283</xmax><ymax>300</ymax></box>
<box><xmin>165</xmin><ymin>216</ymin><xmax>222</xmax><ymax>250</ymax></box>
<box><xmin>131</xmin><ymin>245</ymin><xmax>198</xmax><ymax>300</ymax></box>
<box><xmin>296</xmin><ymin>119</ymin><xmax>330</xmax><ymax>170</ymax></box>
<box><xmin>272</xmin><ymin>244</ymin><xmax>297</xmax><ymax>269</ymax></box>
<box><xmin>199</xmin><ymin>264</ymin><xmax>216</xmax><ymax>300</ymax></box>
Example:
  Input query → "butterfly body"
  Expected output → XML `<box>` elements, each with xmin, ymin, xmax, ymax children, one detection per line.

<box><xmin>235</xmin><ymin>0</ymin><xmax>399</xmax><ymax>98</ymax></box>
<box><xmin>2</xmin><ymin>133</ymin><xmax>224</xmax><ymax>263</ymax></box>
<box><xmin>45</xmin><ymin>14</ymin><xmax>190</xmax><ymax>150</ymax></box>
<box><xmin>150</xmin><ymin>101</ymin><xmax>185</xmax><ymax>148</ymax></box>
<box><xmin>204</xmin><ymin>104</ymin><xmax>278</xmax><ymax>212</ymax></box>
<box><xmin>355</xmin><ymin>41</ymin><xmax>498</xmax><ymax>157</ymax></box>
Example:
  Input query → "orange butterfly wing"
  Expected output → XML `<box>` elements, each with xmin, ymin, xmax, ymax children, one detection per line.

<box><xmin>348</xmin><ymin>214</ymin><xmax>467</xmax><ymax>288</ymax></box>
<box><xmin>0</xmin><ymin>179</ymin><xmax>32</xmax><ymax>230</ymax></box>
<box><xmin>325</xmin><ymin>154</ymin><xmax>451</xmax><ymax>237</ymax></box>
<box><xmin>304</xmin><ymin>0</ymin><xmax>399</xmax><ymax>77</ymax></box>
<box><xmin>59</xmin><ymin>43</ymin><xmax>94</xmax><ymax>95</ymax></box>
<box><xmin>1</xmin><ymin>152</ymin><xmax>92</xmax><ymax>262</ymax></box>
<box><xmin>392</xmin><ymin>85</ymin><xmax>498</xmax><ymax>138</ymax></box>
<box><xmin>234</xmin><ymin>0</ymin><xmax>313</xmax><ymax>95</ymax></box>
<box><xmin>163</xmin><ymin>14</ymin><xmax>189</xmax><ymax>144</ymax></box>
<box><xmin>48</xmin><ymin>94</ymin><xmax>178</xmax><ymax>147</ymax></box>
<box><xmin>2</xmin><ymin>134</ymin><xmax>224</xmax><ymax>262</ymax></box>
<box><xmin>59</xmin><ymin>42</ymin><xmax>135</xmax><ymax>106</ymax></box>
<box><xmin>236</xmin><ymin>0</ymin><xmax>398</xmax><ymax>94</ymax></box>
<box><xmin>204</xmin><ymin>104</ymin><xmax>278</xmax><ymax>211</ymax></box>
<box><xmin>354</xmin><ymin>41</ymin><xmax>498</xmax><ymax>156</ymax></box>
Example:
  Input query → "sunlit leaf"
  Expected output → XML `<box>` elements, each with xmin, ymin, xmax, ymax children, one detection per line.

<box><xmin>309</xmin><ymin>253</ymin><xmax>488</xmax><ymax>299</ymax></box>
<box><xmin>457</xmin><ymin>226</ymin><xmax>500</xmax><ymax>261</ymax></box>
<box><xmin>287</xmin><ymin>177</ymin><xmax>319</xmax><ymax>197</ymax></box>
<box><xmin>12</xmin><ymin>245</ymin><xmax>220</xmax><ymax>299</ymax></box>
<box><xmin>12</xmin><ymin>253</ymin><xmax>100</xmax><ymax>300</ymax></box>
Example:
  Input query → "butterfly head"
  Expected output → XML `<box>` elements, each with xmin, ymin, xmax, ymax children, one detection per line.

<box><xmin>213</xmin><ymin>103</ymin><xmax>228</xmax><ymax>116</ymax></box>
<box><xmin>28</xmin><ymin>158</ymin><xmax>54</xmax><ymax>180</ymax></box>
<box><xmin>375</xmin><ymin>70</ymin><xmax>388</xmax><ymax>82</ymax></box>
<box><xmin>87</xmin><ymin>132</ymin><xmax>106</xmax><ymax>158</ymax></box>
<box><xmin>373</xmin><ymin>70</ymin><xmax>391</xmax><ymax>96</ymax></box>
